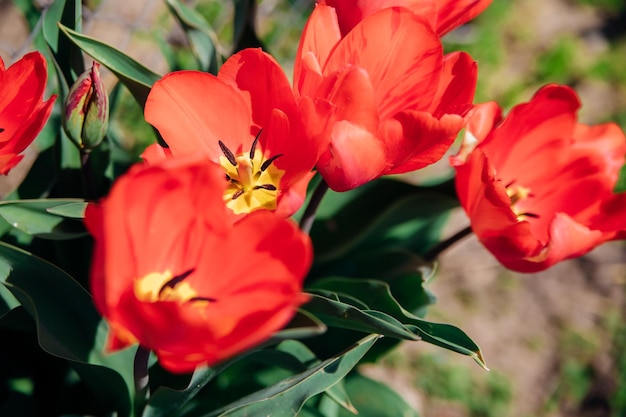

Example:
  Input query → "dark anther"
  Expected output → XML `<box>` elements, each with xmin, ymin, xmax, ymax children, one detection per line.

<box><xmin>0</xmin><ymin>128</ymin><xmax>4</xmax><ymax>133</ymax></box>
<box><xmin>187</xmin><ymin>296</ymin><xmax>217</xmax><ymax>304</ymax></box>
<box><xmin>249</xmin><ymin>129</ymin><xmax>263</xmax><ymax>159</ymax></box>
<box><xmin>254</xmin><ymin>184</ymin><xmax>277</xmax><ymax>191</ymax></box>
<box><xmin>520</xmin><ymin>212</ymin><xmax>540</xmax><ymax>218</ymax></box>
<box><xmin>260</xmin><ymin>154</ymin><xmax>283</xmax><ymax>172</ymax></box>
<box><xmin>159</xmin><ymin>269</ymin><xmax>195</xmax><ymax>296</ymax></box>
<box><xmin>232</xmin><ymin>189</ymin><xmax>245</xmax><ymax>200</ymax></box>
<box><xmin>219</xmin><ymin>140</ymin><xmax>237</xmax><ymax>166</ymax></box>
<box><xmin>504</xmin><ymin>180</ymin><xmax>515</xmax><ymax>188</ymax></box>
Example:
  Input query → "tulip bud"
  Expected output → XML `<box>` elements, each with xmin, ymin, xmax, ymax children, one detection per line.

<box><xmin>63</xmin><ymin>62</ymin><xmax>109</xmax><ymax>151</ymax></box>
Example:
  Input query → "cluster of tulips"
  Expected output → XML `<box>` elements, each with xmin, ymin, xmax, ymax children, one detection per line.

<box><xmin>1</xmin><ymin>0</ymin><xmax>625</xmax><ymax>415</ymax></box>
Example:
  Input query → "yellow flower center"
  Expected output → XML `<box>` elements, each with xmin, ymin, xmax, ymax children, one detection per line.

<box><xmin>134</xmin><ymin>269</ymin><xmax>213</xmax><ymax>305</ymax></box>
<box><xmin>218</xmin><ymin>133</ymin><xmax>285</xmax><ymax>215</ymax></box>
<box><xmin>506</xmin><ymin>182</ymin><xmax>538</xmax><ymax>221</ymax></box>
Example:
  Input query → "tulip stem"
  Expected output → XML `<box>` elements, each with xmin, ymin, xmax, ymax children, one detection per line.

<box><xmin>299</xmin><ymin>178</ymin><xmax>329</xmax><ymax>234</ymax></box>
<box><xmin>79</xmin><ymin>150</ymin><xmax>95</xmax><ymax>200</ymax></box>
<box><xmin>423</xmin><ymin>225</ymin><xmax>474</xmax><ymax>262</ymax></box>
<box><xmin>133</xmin><ymin>345</ymin><xmax>151</xmax><ymax>416</ymax></box>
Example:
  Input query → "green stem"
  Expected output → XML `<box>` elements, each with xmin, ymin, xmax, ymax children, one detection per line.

<box><xmin>299</xmin><ymin>179</ymin><xmax>329</xmax><ymax>234</ymax></box>
<box><xmin>79</xmin><ymin>150</ymin><xmax>95</xmax><ymax>200</ymax></box>
<box><xmin>133</xmin><ymin>345</ymin><xmax>151</xmax><ymax>416</ymax></box>
<box><xmin>423</xmin><ymin>225</ymin><xmax>473</xmax><ymax>262</ymax></box>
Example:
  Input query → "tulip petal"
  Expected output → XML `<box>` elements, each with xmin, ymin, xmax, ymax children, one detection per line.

<box><xmin>144</xmin><ymin>71</ymin><xmax>251</xmax><ymax>160</ymax></box>
<box><xmin>323</xmin><ymin>7</ymin><xmax>443</xmax><ymax>119</ymax></box>
<box><xmin>218</xmin><ymin>49</ymin><xmax>298</xmax><ymax>135</ymax></box>
<box><xmin>294</xmin><ymin>4</ymin><xmax>342</xmax><ymax>98</ymax></box>
<box><xmin>382</xmin><ymin>110</ymin><xmax>464</xmax><ymax>175</ymax></box>
<box><xmin>317</xmin><ymin>120</ymin><xmax>386</xmax><ymax>191</ymax></box>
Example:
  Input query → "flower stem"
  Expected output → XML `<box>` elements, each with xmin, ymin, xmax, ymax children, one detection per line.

<box><xmin>423</xmin><ymin>225</ymin><xmax>473</xmax><ymax>262</ymax></box>
<box><xmin>299</xmin><ymin>178</ymin><xmax>329</xmax><ymax>234</ymax></box>
<box><xmin>79</xmin><ymin>150</ymin><xmax>95</xmax><ymax>200</ymax></box>
<box><xmin>133</xmin><ymin>345</ymin><xmax>151</xmax><ymax>416</ymax></box>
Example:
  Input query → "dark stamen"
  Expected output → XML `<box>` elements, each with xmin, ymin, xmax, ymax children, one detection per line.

<box><xmin>504</xmin><ymin>180</ymin><xmax>515</xmax><ymax>188</ymax></box>
<box><xmin>159</xmin><ymin>269</ymin><xmax>194</xmax><ymax>296</ymax></box>
<box><xmin>260</xmin><ymin>154</ymin><xmax>283</xmax><ymax>172</ymax></box>
<box><xmin>249</xmin><ymin>129</ymin><xmax>263</xmax><ymax>159</ymax></box>
<box><xmin>520</xmin><ymin>212</ymin><xmax>540</xmax><ymax>218</ymax></box>
<box><xmin>187</xmin><ymin>296</ymin><xmax>217</xmax><ymax>304</ymax></box>
<box><xmin>0</xmin><ymin>128</ymin><xmax>4</xmax><ymax>133</ymax></box>
<box><xmin>219</xmin><ymin>140</ymin><xmax>237</xmax><ymax>166</ymax></box>
<box><xmin>232</xmin><ymin>189</ymin><xmax>245</xmax><ymax>200</ymax></box>
<box><xmin>254</xmin><ymin>184</ymin><xmax>277</xmax><ymax>191</ymax></box>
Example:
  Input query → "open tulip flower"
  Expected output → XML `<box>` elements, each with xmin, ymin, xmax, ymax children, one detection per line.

<box><xmin>294</xmin><ymin>5</ymin><xmax>477</xmax><ymax>191</ymax></box>
<box><xmin>85</xmin><ymin>155</ymin><xmax>312</xmax><ymax>373</ymax></box>
<box><xmin>319</xmin><ymin>0</ymin><xmax>493</xmax><ymax>37</ymax></box>
<box><xmin>0</xmin><ymin>51</ymin><xmax>56</xmax><ymax>174</ymax></box>
<box><xmin>144</xmin><ymin>48</ymin><xmax>319</xmax><ymax>217</ymax></box>
<box><xmin>451</xmin><ymin>84</ymin><xmax>626</xmax><ymax>273</ymax></box>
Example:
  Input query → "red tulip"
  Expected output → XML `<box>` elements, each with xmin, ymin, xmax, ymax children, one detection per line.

<box><xmin>144</xmin><ymin>49</ymin><xmax>319</xmax><ymax>217</ymax></box>
<box><xmin>85</xmin><ymin>155</ymin><xmax>312</xmax><ymax>373</ymax></box>
<box><xmin>451</xmin><ymin>85</ymin><xmax>626</xmax><ymax>273</ymax></box>
<box><xmin>319</xmin><ymin>0</ymin><xmax>492</xmax><ymax>37</ymax></box>
<box><xmin>0</xmin><ymin>52</ymin><xmax>56</xmax><ymax>174</ymax></box>
<box><xmin>294</xmin><ymin>5</ymin><xmax>477</xmax><ymax>191</ymax></box>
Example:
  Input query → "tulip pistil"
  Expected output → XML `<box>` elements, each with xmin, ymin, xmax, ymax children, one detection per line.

<box><xmin>218</xmin><ymin>131</ymin><xmax>285</xmax><ymax>214</ymax></box>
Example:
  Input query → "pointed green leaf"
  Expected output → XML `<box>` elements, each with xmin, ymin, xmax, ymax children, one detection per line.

<box><xmin>58</xmin><ymin>24</ymin><xmax>161</xmax><ymax>107</ymax></box>
<box><xmin>0</xmin><ymin>242</ymin><xmax>134</xmax><ymax>416</ymax></box>
<box><xmin>308</xmin><ymin>278</ymin><xmax>487</xmax><ymax>369</ymax></box>
<box><xmin>209</xmin><ymin>334</ymin><xmax>379</xmax><ymax>417</ymax></box>
<box><xmin>0</xmin><ymin>282</ymin><xmax>20</xmax><ymax>319</ymax></box>
<box><xmin>46</xmin><ymin>202</ymin><xmax>88</xmax><ymax>219</ymax></box>
<box><xmin>0</xmin><ymin>199</ymin><xmax>88</xmax><ymax>239</ymax></box>
<box><xmin>303</xmin><ymin>294</ymin><xmax>419</xmax><ymax>341</ymax></box>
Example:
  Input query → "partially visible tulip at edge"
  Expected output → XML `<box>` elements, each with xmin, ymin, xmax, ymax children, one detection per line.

<box><xmin>451</xmin><ymin>84</ymin><xmax>626</xmax><ymax>273</ymax></box>
<box><xmin>0</xmin><ymin>51</ymin><xmax>56</xmax><ymax>174</ymax></box>
<box><xmin>84</xmin><ymin>154</ymin><xmax>313</xmax><ymax>373</ymax></box>
<box><xmin>319</xmin><ymin>0</ymin><xmax>493</xmax><ymax>37</ymax></box>
<box><xmin>294</xmin><ymin>5</ymin><xmax>477</xmax><ymax>191</ymax></box>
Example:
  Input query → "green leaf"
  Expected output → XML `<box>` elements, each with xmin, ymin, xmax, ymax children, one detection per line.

<box><xmin>303</xmin><ymin>294</ymin><xmax>419</xmax><ymax>341</ymax></box>
<box><xmin>46</xmin><ymin>202</ymin><xmax>88</xmax><ymax>219</ymax></box>
<box><xmin>58</xmin><ymin>24</ymin><xmax>161</xmax><ymax>107</ymax></box>
<box><xmin>208</xmin><ymin>334</ymin><xmax>379</xmax><ymax>417</ymax></box>
<box><xmin>337</xmin><ymin>373</ymin><xmax>420</xmax><ymax>417</ymax></box>
<box><xmin>166</xmin><ymin>0</ymin><xmax>222</xmax><ymax>73</ymax></box>
<box><xmin>310</xmin><ymin>179</ymin><xmax>458</xmax><ymax>263</ymax></box>
<box><xmin>0</xmin><ymin>282</ymin><xmax>20</xmax><ymax>319</ymax></box>
<box><xmin>269</xmin><ymin>309</ymin><xmax>327</xmax><ymax>343</ymax></box>
<box><xmin>0</xmin><ymin>199</ymin><xmax>88</xmax><ymax>239</ymax></box>
<box><xmin>308</xmin><ymin>278</ymin><xmax>487</xmax><ymax>369</ymax></box>
<box><xmin>0</xmin><ymin>241</ymin><xmax>134</xmax><ymax>416</ymax></box>
<box><xmin>144</xmin><ymin>362</ymin><xmax>234</xmax><ymax>417</ymax></box>
<box><xmin>43</xmin><ymin>0</ymin><xmax>84</xmax><ymax>86</ymax></box>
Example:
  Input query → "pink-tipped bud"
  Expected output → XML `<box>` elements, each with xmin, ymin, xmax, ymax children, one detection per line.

<box><xmin>63</xmin><ymin>62</ymin><xmax>109</xmax><ymax>151</ymax></box>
